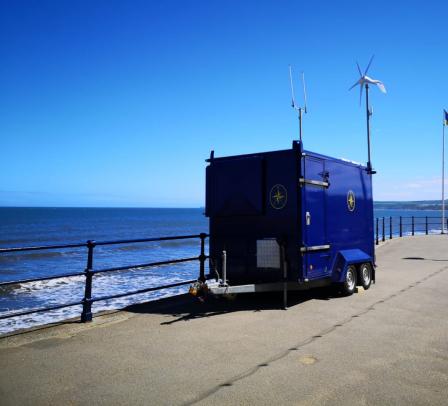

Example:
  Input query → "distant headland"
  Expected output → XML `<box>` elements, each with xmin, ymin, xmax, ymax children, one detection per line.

<box><xmin>374</xmin><ymin>200</ymin><xmax>446</xmax><ymax>210</ymax></box>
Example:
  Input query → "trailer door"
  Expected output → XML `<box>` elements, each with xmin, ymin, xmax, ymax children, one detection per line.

<box><xmin>301</xmin><ymin>156</ymin><xmax>330</xmax><ymax>280</ymax></box>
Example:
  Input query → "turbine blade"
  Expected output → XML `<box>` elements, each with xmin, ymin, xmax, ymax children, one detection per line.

<box><xmin>356</xmin><ymin>62</ymin><xmax>362</xmax><ymax>76</ymax></box>
<box><xmin>349</xmin><ymin>80</ymin><xmax>359</xmax><ymax>91</ymax></box>
<box><xmin>301</xmin><ymin>71</ymin><xmax>308</xmax><ymax>113</ymax></box>
<box><xmin>376</xmin><ymin>81</ymin><xmax>387</xmax><ymax>94</ymax></box>
<box><xmin>364</xmin><ymin>54</ymin><xmax>375</xmax><ymax>75</ymax></box>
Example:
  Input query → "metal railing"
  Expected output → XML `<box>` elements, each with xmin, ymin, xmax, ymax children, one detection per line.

<box><xmin>375</xmin><ymin>216</ymin><xmax>448</xmax><ymax>245</ymax></box>
<box><xmin>0</xmin><ymin>233</ymin><xmax>208</xmax><ymax>323</ymax></box>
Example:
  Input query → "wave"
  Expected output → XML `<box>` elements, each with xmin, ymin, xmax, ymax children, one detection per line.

<box><xmin>0</xmin><ymin>275</ymin><xmax>84</xmax><ymax>296</ymax></box>
<box><xmin>0</xmin><ymin>284</ymin><xmax>22</xmax><ymax>295</ymax></box>
<box><xmin>161</xmin><ymin>239</ymin><xmax>201</xmax><ymax>248</ymax></box>
<box><xmin>0</xmin><ymin>239</ymin><xmax>31</xmax><ymax>245</ymax></box>
<box><xmin>114</xmin><ymin>244</ymin><xmax>156</xmax><ymax>252</ymax></box>
<box><xmin>0</xmin><ymin>251</ymin><xmax>69</xmax><ymax>264</ymax></box>
<box><xmin>24</xmin><ymin>251</ymin><xmax>68</xmax><ymax>260</ymax></box>
<box><xmin>0</xmin><ymin>285</ymin><xmax>189</xmax><ymax>335</ymax></box>
<box><xmin>0</xmin><ymin>269</ymin><xmax>196</xmax><ymax>334</ymax></box>
<box><xmin>112</xmin><ymin>239</ymin><xmax>200</xmax><ymax>252</ymax></box>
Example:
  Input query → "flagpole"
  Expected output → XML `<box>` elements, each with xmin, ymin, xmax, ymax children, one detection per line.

<box><xmin>443</xmin><ymin>110</ymin><xmax>446</xmax><ymax>234</ymax></box>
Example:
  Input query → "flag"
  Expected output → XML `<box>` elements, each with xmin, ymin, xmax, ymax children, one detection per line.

<box><xmin>445</xmin><ymin>109</ymin><xmax>448</xmax><ymax>126</ymax></box>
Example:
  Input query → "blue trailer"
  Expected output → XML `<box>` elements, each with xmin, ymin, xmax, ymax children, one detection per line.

<box><xmin>203</xmin><ymin>140</ymin><xmax>375</xmax><ymax>301</ymax></box>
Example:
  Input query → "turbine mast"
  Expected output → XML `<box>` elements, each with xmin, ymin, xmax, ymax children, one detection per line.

<box><xmin>349</xmin><ymin>56</ymin><xmax>385</xmax><ymax>175</ymax></box>
<box><xmin>365</xmin><ymin>83</ymin><xmax>375</xmax><ymax>174</ymax></box>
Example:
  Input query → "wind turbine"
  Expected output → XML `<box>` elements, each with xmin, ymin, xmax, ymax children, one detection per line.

<box><xmin>289</xmin><ymin>65</ymin><xmax>308</xmax><ymax>143</ymax></box>
<box><xmin>349</xmin><ymin>55</ymin><xmax>386</xmax><ymax>174</ymax></box>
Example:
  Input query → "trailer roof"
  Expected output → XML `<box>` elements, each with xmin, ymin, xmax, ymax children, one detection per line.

<box><xmin>206</xmin><ymin>142</ymin><xmax>367</xmax><ymax>170</ymax></box>
<box><xmin>303</xmin><ymin>149</ymin><xmax>366</xmax><ymax>169</ymax></box>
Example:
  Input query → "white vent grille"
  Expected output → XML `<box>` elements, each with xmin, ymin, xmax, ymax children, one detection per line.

<box><xmin>256</xmin><ymin>239</ymin><xmax>280</xmax><ymax>269</ymax></box>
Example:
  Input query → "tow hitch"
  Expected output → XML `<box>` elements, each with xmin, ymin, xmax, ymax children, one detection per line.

<box><xmin>189</xmin><ymin>280</ymin><xmax>209</xmax><ymax>302</ymax></box>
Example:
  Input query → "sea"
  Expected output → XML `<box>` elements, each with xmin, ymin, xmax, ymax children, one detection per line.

<box><xmin>0</xmin><ymin>207</ymin><xmax>444</xmax><ymax>334</ymax></box>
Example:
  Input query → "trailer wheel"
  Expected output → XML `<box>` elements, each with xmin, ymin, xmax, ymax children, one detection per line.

<box><xmin>359</xmin><ymin>263</ymin><xmax>372</xmax><ymax>290</ymax></box>
<box><xmin>341</xmin><ymin>265</ymin><xmax>357</xmax><ymax>296</ymax></box>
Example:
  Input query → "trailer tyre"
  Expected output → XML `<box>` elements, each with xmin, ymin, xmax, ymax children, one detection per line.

<box><xmin>359</xmin><ymin>263</ymin><xmax>372</xmax><ymax>290</ymax></box>
<box><xmin>341</xmin><ymin>265</ymin><xmax>357</xmax><ymax>296</ymax></box>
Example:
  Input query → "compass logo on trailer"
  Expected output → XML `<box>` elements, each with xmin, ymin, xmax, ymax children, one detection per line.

<box><xmin>270</xmin><ymin>184</ymin><xmax>287</xmax><ymax>210</ymax></box>
<box><xmin>347</xmin><ymin>190</ymin><xmax>356</xmax><ymax>212</ymax></box>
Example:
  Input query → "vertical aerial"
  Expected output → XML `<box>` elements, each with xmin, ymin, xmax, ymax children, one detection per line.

<box><xmin>289</xmin><ymin>65</ymin><xmax>308</xmax><ymax>142</ymax></box>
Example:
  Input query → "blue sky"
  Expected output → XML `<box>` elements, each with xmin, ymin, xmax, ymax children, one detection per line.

<box><xmin>1</xmin><ymin>0</ymin><xmax>447</xmax><ymax>207</ymax></box>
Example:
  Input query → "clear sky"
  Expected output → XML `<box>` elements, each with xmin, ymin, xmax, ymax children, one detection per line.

<box><xmin>1</xmin><ymin>0</ymin><xmax>447</xmax><ymax>207</ymax></box>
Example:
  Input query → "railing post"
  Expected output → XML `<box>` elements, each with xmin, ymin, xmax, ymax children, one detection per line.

<box><xmin>426</xmin><ymin>216</ymin><xmax>428</xmax><ymax>235</ymax></box>
<box><xmin>412</xmin><ymin>216</ymin><xmax>415</xmax><ymax>236</ymax></box>
<box><xmin>389</xmin><ymin>216</ymin><xmax>392</xmax><ymax>239</ymax></box>
<box><xmin>81</xmin><ymin>240</ymin><xmax>95</xmax><ymax>322</ymax></box>
<box><xmin>382</xmin><ymin>217</ymin><xmax>385</xmax><ymax>242</ymax></box>
<box><xmin>199</xmin><ymin>233</ymin><xmax>207</xmax><ymax>282</ymax></box>
<box><xmin>399</xmin><ymin>216</ymin><xmax>402</xmax><ymax>237</ymax></box>
<box><xmin>375</xmin><ymin>218</ymin><xmax>379</xmax><ymax>245</ymax></box>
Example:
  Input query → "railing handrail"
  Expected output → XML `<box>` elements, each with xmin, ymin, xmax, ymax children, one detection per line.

<box><xmin>396</xmin><ymin>216</ymin><xmax>441</xmax><ymax>218</ymax></box>
<box><xmin>0</xmin><ymin>256</ymin><xmax>203</xmax><ymax>288</ymax></box>
<box><xmin>375</xmin><ymin>216</ymin><xmax>447</xmax><ymax>245</ymax></box>
<box><xmin>0</xmin><ymin>233</ymin><xmax>208</xmax><ymax>254</ymax></box>
<box><xmin>0</xmin><ymin>233</ymin><xmax>209</xmax><ymax>324</ymax></box>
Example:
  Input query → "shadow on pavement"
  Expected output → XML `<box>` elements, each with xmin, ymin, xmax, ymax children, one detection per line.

<box><xmin>403</xmin><ymin>257</ymin><xmax>448</xmax><ymax>261</ymax></box>
<box><xmin>124</xmin><ymin>287</ymin><xmax>340</xmax><ymax>325</ymax></box>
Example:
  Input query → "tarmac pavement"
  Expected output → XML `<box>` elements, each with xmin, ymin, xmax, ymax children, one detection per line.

<box><xmin>1</xmin><ymin>235</ymin><xmax>448</xmax><ymax>405</ymax></box>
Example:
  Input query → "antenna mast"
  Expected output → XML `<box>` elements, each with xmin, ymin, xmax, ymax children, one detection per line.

<box><xmin>289</xmin><ymin>66</ymin><xmax>308</xmax><ymax>143</ymax></box>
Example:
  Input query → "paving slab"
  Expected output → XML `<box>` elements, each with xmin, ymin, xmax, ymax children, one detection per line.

<box><xmin>1</xmin><ymin>235</ymin><xmax>448</xmax><ymax>405</ymax></box>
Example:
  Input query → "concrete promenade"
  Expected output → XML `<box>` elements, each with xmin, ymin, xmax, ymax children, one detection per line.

<box><xmin>1</xmin><ymin>235</ymin><xmax>448</xmax><ymax>405</ymax></box>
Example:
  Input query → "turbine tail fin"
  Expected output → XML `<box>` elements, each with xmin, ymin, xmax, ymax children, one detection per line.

<box><xmin>376</xmin><ymin>82</ymin><xmax>387</xmax><ymax>94</ymax></box>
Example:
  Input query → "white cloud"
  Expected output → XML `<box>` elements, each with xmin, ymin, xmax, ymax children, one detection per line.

<box><xmin>374</xmin><ymin>177</ymin><xmax>448</xmax><ymax>201</ymax></box>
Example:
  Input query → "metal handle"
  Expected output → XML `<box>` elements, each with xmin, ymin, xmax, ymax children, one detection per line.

<box><xmin>306</xmin><ymin>211</ymin><xmax>311</xmax><ymax>226</ymax></box>
<box><xmin>222</xmin><ymin>250</ymin><xmax>227</xmax><ymax>286</ymax></box>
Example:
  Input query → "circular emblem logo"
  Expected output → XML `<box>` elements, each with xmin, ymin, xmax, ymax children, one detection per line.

<box><xmin>270</xmin><ymin>184</ymin><xmax>287</xmax><ymax>210</ymax></box>
<box><xmin>347</xmin><ymin>190</ymin><xmax>356</xmax><ymax>212</ymax></box>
